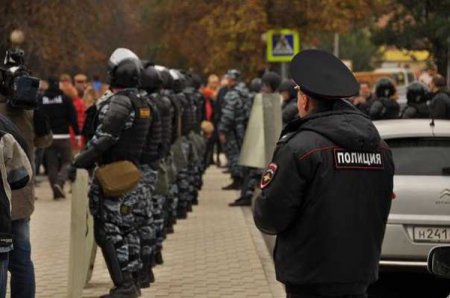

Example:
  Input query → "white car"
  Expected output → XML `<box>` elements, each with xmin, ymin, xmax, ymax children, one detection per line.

<box><xmin>375</xmin><ymin>119</ymin><xmax>450</xmax><ymax>270</ymax></box>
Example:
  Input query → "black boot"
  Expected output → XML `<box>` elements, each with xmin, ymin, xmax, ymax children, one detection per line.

<box><xmin>131</xmin><ymin>272</ymin><xmax>142</xmax><ymax>295</ymax></box>
<box><xmin>187</xmin><ymin>201</ymin><xmax>193</xmax><ymax>212</ymax></box>
<box><xmin>138</xmin><ymin>266</ymin><xmax>155</xmax><ymax>288</ymax></box>
<box><xmin>154</xmin><ymin>250</ymin><xmax>164</xmax><ymax>265</ymax></box>
<box><xmin>222</xmin><ymin>179</ymin><xmax>242</xmax><ymax>190</ymax></box>
<box><xmin>100</xmin><ymin>272</ymin><xmax>139</xmax><ymax>298</ymax></box>
<box><xmin>165</xmin><ymin>225</ymin><xmax>174</xmax><ymax>234</ymax></box>
<box><xmin>177</xmin><ymin>207</ymin><xmax>187</xmax><ymax>219</ymax></box>
<box><xmin>228</xmin><ymin>196</ymin><xmax>251</xmax><ymax>207</ymax></box>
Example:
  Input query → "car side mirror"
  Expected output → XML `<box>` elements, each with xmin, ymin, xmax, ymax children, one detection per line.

<box><xmin>428</xmin><ymin>246</ymin><xmax>450</xmax><ymax>278</ymax></box>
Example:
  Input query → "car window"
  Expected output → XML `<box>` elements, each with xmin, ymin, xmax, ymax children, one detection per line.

<box><xmin>386</xmin><ymin>138</ymin><xmax>450</xmax><ymax>175</ymax></box>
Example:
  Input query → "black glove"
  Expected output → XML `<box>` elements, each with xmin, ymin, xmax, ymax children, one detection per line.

<box><xmin>68</xmin><ymin>164</ymin><xmax>77</xmax><ymax>182</ymax></box>
<box><xmin>73</xmin><ymin>147</ymin><xmax>100</xmax><ymax>169</ymax></box>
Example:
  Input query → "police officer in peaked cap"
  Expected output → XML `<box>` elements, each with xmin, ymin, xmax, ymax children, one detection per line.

<box><xmin>253</xmin><ymin>49</ymin><xmax>395</xmax><ymax>298</ymax></box>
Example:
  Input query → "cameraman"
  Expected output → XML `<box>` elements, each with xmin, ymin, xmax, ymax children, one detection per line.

<box><xmin>0</xmin><ymin>49</ymin><xmax>52</xmax><ymax>297</ymax></box>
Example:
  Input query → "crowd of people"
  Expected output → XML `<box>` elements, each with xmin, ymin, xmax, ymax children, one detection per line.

<box><xmin>352</xmin><ymin>71</ymin><xmax>450</xmax><ymax>120</ymax></box>
<box><xmin>205</xmin><ymin>65</ymin><xmax>450</xmax><ymax>208</ymax></box>
<box><xmin>0</xmin><ymin>43</ymin><xmax>448</xmax><ymax>298</ymax></box>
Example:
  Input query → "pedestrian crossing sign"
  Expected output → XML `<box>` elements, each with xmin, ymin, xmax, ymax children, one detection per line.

<box><xmin>266</xmin><ymin>29</ymin><xmax>300</xmax><ymax>62</ymax></box>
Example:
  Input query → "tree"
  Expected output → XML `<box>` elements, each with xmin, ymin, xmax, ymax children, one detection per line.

<box><xmin>317</xmin><ymin>30</ymin><xmax>380</xmax><ymax>71</ymax></box>
<box><xmin>372</xmin><ymin>0</ymin><xmax>450</xmax><ymax>76</ymax></box>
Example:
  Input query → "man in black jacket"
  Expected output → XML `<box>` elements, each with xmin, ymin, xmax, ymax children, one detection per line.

<box><xmin>39</xmin><ymin>77</ymin><xmax>79</xmax><ymax>199</ymax></box>
<box><xmin>429</xmin><ymin>74</ymin><xmax>450</xmax><ymax>119</ymax></box>
<box><xmin>253</xmin><ymin>49</ymin><xmax>394</xmax><ymax>298</ymax></box>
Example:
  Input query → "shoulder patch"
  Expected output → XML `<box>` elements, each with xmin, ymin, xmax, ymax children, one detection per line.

<box><xmin>260</xmin><ymin>163</ymin><xmax>278</xmax><ymax>189</ymax></box>
<box><xmin>139</xmin><ymin>107</ymin><xmax>151</xmax><ymax>119</ymax></box>
<box><xmin>333</xmin><ymin>149</ymin><xmax>384</xmax><ymax>170</ymax></box>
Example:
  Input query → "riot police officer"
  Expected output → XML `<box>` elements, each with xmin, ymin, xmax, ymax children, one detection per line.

<box><xmin>218</xmin><ymin>69</ymin><xmax>247</xmax><ymax>190</ymax></box>
<box><xmin>230</xmin><ymin>71</ymin><xmax>281</xmax><ymax>207</ymax></box>
<box><xmin>401</xmin><ymin>82</ymin><xmax>430</xmax><ymax>118</ymax></box>
<box><xmin>369</xmin><ymin>78</ymin><xmax>400</xmax><ymax>120</ymax></box>
<box><xmin>156</xmin><ymin>65</ymin><xmax>182</xmax><ymax>231</ymax></box>
<box><xmin>74</xmin><ymin>48</ymin><xmax>149</xmax><ymax>298</ymax></box>
<box><xmin>279</xmin><ymin>79</ymin><xmax>299</xmax><ymax>126</ymax></box>
<box><xmin>254</xmin><ymin>49</ymin><xmax>394</xmax><ymax>298</ymax></box>
<box><xmin>136</xmin><ymin>63</ymin><xmax>164</xmax><ymax>288</ymax></box>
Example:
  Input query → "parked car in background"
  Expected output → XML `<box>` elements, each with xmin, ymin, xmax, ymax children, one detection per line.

<box><xmin>375</xmin><ymin>119</ymin><xmax>450</xmax><ymax>271</ymax></box>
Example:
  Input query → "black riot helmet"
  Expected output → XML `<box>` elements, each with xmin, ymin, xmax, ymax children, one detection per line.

<box><xmin>107</xmin><ymin>48</ymin><xmax>142</xmax><ymax>88</ymax></box>
<box><xmin>375</xmin><ymin>78</ymin><xmax>396</xmax><ymax>98</ymax></box>
<box><xmin>155</xmin><ymin>65</ymin><xmax>173</xmax><ymax>90</ymax></box>
<box><xmin>140</xmin><ymin>64</ymin><xmax>163</xmax><ymax>93</ymax></box>
<box><xmin>191</xmin><ymin>73</ymin><xmax>203</xmax><ymax>90</ymax></box>
<box><xmin>279</xmin><ymin>79</ymin><xmax>297</xmax><ymax>99</ymax></box>
<box><xmin>179</xmin><ymin>70</ymin><xmax>194</xmax><ymax>88</ymax></box>
<box><xmin>226</xmin><ymin>69</ymin><xmax>241</xmax><ymax>81</ymax></box>
<box><xmin>249</xmin><ymin>78</ymin><xmax>262</xmax><ymax>93</ymax></box>
<box><xmin>406</xmin><ymin>82</ymin><xmax>429</xmax><ymax>104</ymax></box>
<box><xmin>261</xmin><ymin>71</ymin><xmax>282</xmax><ymax>92</ymax></box>
<box><xmin>169</xmin><ymin>69</ymin><xmax>186</xmax><ymax>93</ymax></box>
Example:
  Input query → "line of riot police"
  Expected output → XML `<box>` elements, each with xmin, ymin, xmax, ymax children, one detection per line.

<box><xmin>353</xmin><ymin>76</ymin><xmax>450</xmax><ymax>120</ymax></box>
<box><xmin>73</xmin><ymin>48</ymin><xmax>207</xmax><ymax>298</ymax></box>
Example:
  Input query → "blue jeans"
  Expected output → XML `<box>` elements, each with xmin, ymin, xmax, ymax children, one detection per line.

<box><xmin>0</xmin><ymin>255</ymin><xmax>8</xmax><ymax>298</ymax></box>
<box><xmin>8</xmin><ymin>219</ymin><xmax>35</xmax><ymax>298</ymax></box>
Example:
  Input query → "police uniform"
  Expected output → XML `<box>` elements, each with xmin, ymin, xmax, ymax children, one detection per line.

<box><xmin>136</xmin><ymin>89</ymin><xmax>161</xmax><ymax>287</ymax></box>
<box><xmin>74</xmin><ymin>49</ymin><xmax>148</xmax><ymax>298</ymax></box>
<box><xmin>253</xmin><ymin>50</ymin><xmax>394</xmax><ymax>298</ymax></box>
<box><xmin>218</xmin><ymin>71</ymin><xmax>248</xmax><ymax>188</ymax></box>
<box><xmin>369</xmin><ymin>78</ymin><xmax>400</xmax><ymax>120</ymax></box>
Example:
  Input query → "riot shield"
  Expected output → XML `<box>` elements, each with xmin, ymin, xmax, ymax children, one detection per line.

<box><xmin>239</xmin><ymin>93</ymin><xmax>282</xmax><ymax>169</ymax></box>
<box><xmin>67</xmin><ymin>169</ymin><xmax>97</xmax><ymax>297</ymax></box>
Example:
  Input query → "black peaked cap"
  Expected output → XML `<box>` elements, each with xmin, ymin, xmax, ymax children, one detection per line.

<box><xmin>290</xmin><ymin>49</ymin><xmax>359</xmax><ymax>99</ymax></box>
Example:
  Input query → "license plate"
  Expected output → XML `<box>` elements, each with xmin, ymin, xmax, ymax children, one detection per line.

<box><xmin>413</xmin><ymin>227</ymin><xmax>450</xmax><ymax>243</ymax></box>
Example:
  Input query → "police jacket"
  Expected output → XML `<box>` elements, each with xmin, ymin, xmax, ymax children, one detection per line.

<box><xmin>401</xmin><ymin>103</ymin><xmax>430</xmax><ymax>119</ymax></box>
<box><xmin>140</xmin><ymin>93</ymin><xmax>163</xmax><ymax>167</ymax></box>
<box><xmin>369</xmin><ymin>97</ymin><xmax>400</xmax><ymax>120</ymax></box>
<box><xmin>74</xmin><ymin>89</ymin><xmax>150</xmax><ymax>168</ymax></box>
<box><xmin>218</xmin><ymin>86</ymin><xmax>245</xmax><ymax>140</ymax></box>
<box><xmin>254</xmin><ymin>101</ymin><xmax>394</xmax><ymax>296</ymax></box>
<box><xmin>178</xmin><ymin>92</ymin><xmax>196</xmax><ymax>136</ymax></box>
<box><xmin>429</xmin><ymin>89</ymin><xmax>450</xmax><ymax>119</ymax></box>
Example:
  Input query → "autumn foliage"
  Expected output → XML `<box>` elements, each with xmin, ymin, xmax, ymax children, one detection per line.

<box><xmin>0</xmin><ymin>0</ymin><xmax>425</xmax><ymax>80</ymax></box>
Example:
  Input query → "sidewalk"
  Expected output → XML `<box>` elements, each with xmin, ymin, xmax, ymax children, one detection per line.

<box><xmin>31</xmin><ymin>166</ymin><xmax>284</xmax><ymax>297</ymax></box>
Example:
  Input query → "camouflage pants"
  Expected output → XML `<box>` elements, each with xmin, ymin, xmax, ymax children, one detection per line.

<box><xmin>168</xmin><ymin>183</ymin><xmax>179</xmax><ymax>220</ymax></box>
<box><xmin>176</xmin><ymin>167</ymin><xmax>190</xmax><ymax>209</ymax></box>
<box><xmin>224</xmin><ymin>133</ymin><xmax>243</xmax><ymax>180</ymax></box>
<box><xmin>241</xmin><ymin>167</ymin><xmax>262</xmax><ymax>199</ymax></box>
<box><xmin>89</xmin><ymin>179</ymin><xmax>142</xmax><ymax>273</ymax></box>
<box><xmin>137</xmin><ymin>165</ymin><xmax>158</xmax><ymax>263</ymax></box>
<box><xmin>177</xmin><ymin>138</ymin><xmax>193</xmax><ymax>208</ymax></box>
<box><xmin>152</xmin><ymin>193</ymin><xmax>166</xmax><ymax>250</ymax></box>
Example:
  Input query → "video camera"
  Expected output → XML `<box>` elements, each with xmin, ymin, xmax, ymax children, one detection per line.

<box><xmin>0</xmin><ymin>48</ymin><xmax>40</xmax><ymax>110</ymax></box>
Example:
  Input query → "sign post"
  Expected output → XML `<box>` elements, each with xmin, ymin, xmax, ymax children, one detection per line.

<box><xmin>266</xmin><ymin>29</ymin><xmax>300</xmax><ymax>80</ymax></box>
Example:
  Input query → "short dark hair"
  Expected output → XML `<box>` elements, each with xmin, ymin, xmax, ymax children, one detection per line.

<box><xmin>432</xmin><ymin>74</ymin><xmax>446</xmax><ymax>88</ymax></box>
